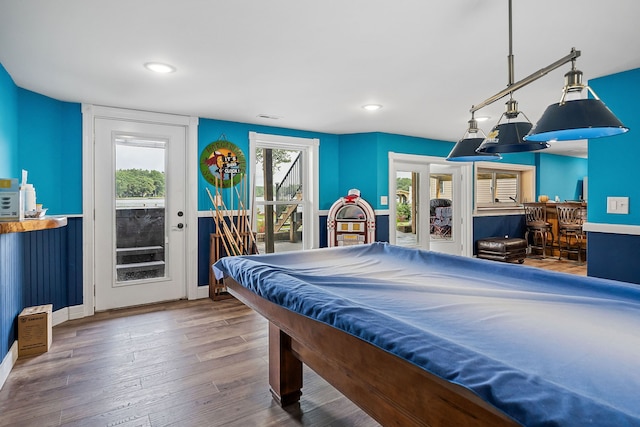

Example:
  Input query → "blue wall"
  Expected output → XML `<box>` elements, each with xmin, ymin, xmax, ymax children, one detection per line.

<box><xmin>0</xmin><ymin>65</ymin><xmax>22</xmax><ymax>363</ymax></box>
<box><xmin>336</xmin><ymin>133</ymin><xmax>381</xmax><ymax>207</ymax></box>
<box><xmin>0</xmin><ymin>219</ymin><xmax>83</xmax><ymax>362</ymax></box>
<box><xmin>0</xmin><ymin>64</ymin><xmax>18</xmax><ymax>178</ymax></box>
<box><xmin>197</xmin><ymin>118</ymin><xmax>341</xmax><ymax>212</ymax></box>
<box><xmin>0</xmin><ymin>70</ymin><xmax>83</xmax><ymax>365</ymax></box>
<box><xmin>17</xmin><ymin>89</ymin><xmax>82</xmax><ymax>215</ymax></box>
<box><xmin>0</xmin><ymin>232</ymin><xmax>23</xmax><ymax>362</ymax></box>
<box><xmin>538</xmin><ymin>154</ymin><xmax>587</xmax><ymax>202</ymax></box>
<box><xmin>588</xmin><ymin>68</ymin><xmax>640</xmax><ymax>225</ymax></box>
<box><xmin>585</xmin><ymin>68</ymin><xmax>640</xmax><ymax>283</ymax></box>
<box><xmin>336</xmin><ymin>132</ymin><xmax>457</xmax><ymax>210</ymax></box>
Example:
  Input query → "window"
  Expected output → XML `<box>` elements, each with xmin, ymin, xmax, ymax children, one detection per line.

<box><xmin>249</xmin><ymin>132</ymin><xmax>319</xmax><ymax>253</ymax></box>
<box><xmin>430</xmin><ymin>174</ymin><xmax>453</xmax><ymax>200</ymax></box>
<box><xmin>474</xmin><ymin>162</ymin><xmax>535</xmax><ymax>211</ymax></box>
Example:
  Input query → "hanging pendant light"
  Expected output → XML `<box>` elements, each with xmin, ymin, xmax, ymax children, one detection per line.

<box><xmin>476</xmin><ymin>98</ymin><xmax>549</xmax><ymax>153</ymax></box>
<box><xmin>460</xmin><ymin>0</ymin><xmax>628</xmax><ymax>149</ymax></box>
<box><xmin>447</xmin><ymin>116</ymin><xmax>502</xmax><ymax>161</ymax></box>
<box><xmin>524</xmin><ymin>57</ymin><xmax>629</xmax><ymax>141</ymax></box>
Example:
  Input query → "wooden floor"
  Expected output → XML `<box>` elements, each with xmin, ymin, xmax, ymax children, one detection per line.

<box><xmin>1</xmin><ymin>298</ymin><xmax>380</xmax><ymax>427</ymax></box>
<box><xmin>522</xmin><ymin>255</ymin><xmax>587</xmax><ymax>276</ymax></box>
<box><xmin>0</xmin><ymin>258</ymin><xmax>585</xmax><ymax>427</ymax></box>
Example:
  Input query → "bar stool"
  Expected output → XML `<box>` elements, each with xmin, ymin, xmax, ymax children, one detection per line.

<box><xmin>556</xmin><ymin>202</ymin><xmax>586</xmax><ymax>263</ymax></box>
<box><xmin>523</xmin><ymin>202</ymin><xmax>554</xmax><ymax>258</ymax></box>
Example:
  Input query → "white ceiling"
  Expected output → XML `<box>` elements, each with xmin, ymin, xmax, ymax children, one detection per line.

<box><xmin>2</xmin><ymin>0</ymin><xmax>639</xmax><ymax>158</ymax></box>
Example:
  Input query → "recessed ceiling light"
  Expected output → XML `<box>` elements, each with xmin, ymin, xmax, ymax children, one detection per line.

<box><xmin>144</xmin><ymin>62</ymin><xmax>176</xmax><ymax>73</ymax></box>
<box><xmin>257</xmin><ymin>114</ymin><xmax>281</xmax><ymax>120</ymax></box>
<box><xmin>362</xmin><ymin>104</ymin><xmax>382</xmax><ymax>111</ymax></box>
<box><xmin>475</xmin><ymin>115</ymin><xmax>491</xmax><ymax>122</ymax></box>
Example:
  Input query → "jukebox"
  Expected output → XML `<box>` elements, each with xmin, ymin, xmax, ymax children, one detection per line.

<box><xmin>327</xmin><ymin>189</ymin><xmax>376</xmax><ymax>247</ymax></box>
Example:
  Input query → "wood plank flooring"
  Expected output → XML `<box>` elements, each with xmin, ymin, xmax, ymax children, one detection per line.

<box><xmin>522</xmin><ymin>256</ymin><xmax>587</xmax><ymax>276</ymax></box>
<box><xmin>1</xmin><ymin>298</ymin><xmax>379</xmax><ymax>427</ymax></box>
<box><xmin>0</xmin><ymin>258</ymin><xmax>585</xmax><ymax>427</ymax></box>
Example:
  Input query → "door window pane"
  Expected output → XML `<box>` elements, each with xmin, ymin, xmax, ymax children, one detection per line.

<box><xmin>255</xmin><ymin>148</ymin><xmax>303</xmax><ymax>253</ymax></box>
<box><xmin>115</xmin><ymin>137</ymin><xmax>166</xmax><ymax>282</ymax></box>
<box><xmin>395</xmin><ymin>171</ymin><xmax>418</xmax><ymax>247</ymax></box>
<box><xmin>430</xmin><ymin>173</ymin><xmax>453</xmax><ymax>241</ymax></box>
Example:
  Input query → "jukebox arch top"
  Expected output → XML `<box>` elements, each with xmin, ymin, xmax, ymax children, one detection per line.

<box><xmin>327</xmin><ymin>189</ymin><xmax>376</xmax><ymax>247</ymax></box>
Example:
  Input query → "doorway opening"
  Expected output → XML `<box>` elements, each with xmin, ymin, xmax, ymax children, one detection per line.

<box><xmin>82</xmin><ymin>106</ymin><xmax>198</xmax><ymax>313</ymax></box>
<box><xmin>389</xmin><ymin>153</ymin><xmax>471</xmax><ymax>256</ymax></box>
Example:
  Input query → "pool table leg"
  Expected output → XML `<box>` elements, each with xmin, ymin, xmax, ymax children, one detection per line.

<box><xmin>269</xmin><ymin>322</ymin><xmax>303</xmax><ymax>406</ymax></box>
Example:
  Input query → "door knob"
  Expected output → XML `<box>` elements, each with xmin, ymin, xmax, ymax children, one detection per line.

<box><xmin>177</xmin><ymin>223</ymin><xmax>184</xmax><ymax>229</ymax></box>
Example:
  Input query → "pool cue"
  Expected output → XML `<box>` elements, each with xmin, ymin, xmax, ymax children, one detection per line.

<box><xmin>244</xmin><ymin>174</ymin><xmax>253</xmax><ymax>254</ymax></box>
<box><xmin>206</xmin><ymin>185</ymin><xmax>236</xmax><ymax>256</ymax></box>
<box><xmin>217</xmin><ymin>178</ymin><xmax>243</xmax><ymax>256</ymax></box>
<box><xmin>208</xmin><ymin>184</ymin><xmax>241</xmax><ymax>256</ymax></box>
<box><xmin>235</xmin><ymin>173</ymin><xmax>244</xmax><ymax>252</ymax></box>
<box><xmin>240</xmin><ymin>173</ymin><xmax>250</xmax><ymax>253</ymax></box>
<box><xmin>235</xmin><ymin>173</ymin><xmax>242</xmax><ymax>252</ymax></box>
<box><xmin>228</xmin><ymin>171</ymin><xmax>235</xmax><ymax>246</ymax></box>
<box><xmin>224</xmin><ymin>173</ymin><xmax>245</xmax><ymax>255</ymax></box>
<box><xmin>234</xmin><ymin>175</ymin><xmax>258</xmax><ymax>254</ymax></box>
<box><xmin>205</xmin><ymin>187</ymin><xmax>235</xmax><ymax>257</ymax></box>
<box><xmin>213</xmin><ymin>178</ymin><xmax>244</xmax><ymax>255</ymax></box>
<box><xmin>249</xmin><ymin>172</ymin><xmax>258</xmax><ymax>254</ymax></box>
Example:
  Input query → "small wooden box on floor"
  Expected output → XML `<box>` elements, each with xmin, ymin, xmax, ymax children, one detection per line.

<box><xmin>18</xmin><ymin>304</ymin><xmax>52</xmax><ymax>357</ymax></box>
<box><xmin>476</xmin><ymin>237</ymin><xmax>527</xmax><ymax>264</ymax></box>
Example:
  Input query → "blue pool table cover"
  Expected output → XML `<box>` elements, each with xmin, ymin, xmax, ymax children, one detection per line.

<box><xmin>213</xmin><ymin>242</ymin><xmax>640</xmax><ymax>426</ymax></box>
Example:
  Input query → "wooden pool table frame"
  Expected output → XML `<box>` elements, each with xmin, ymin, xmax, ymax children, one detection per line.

<box><xmin>224</xmin><ymin>277</ymin><xmax>519</xmax><ymax>426</ymax></box>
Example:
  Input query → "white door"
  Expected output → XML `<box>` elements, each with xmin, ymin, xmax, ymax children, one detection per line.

<box><xmin>389</xmin><ymin>159</ymin><xmax>431</xmax><ymax>250</ymax></box>
<box><xmin>94</xmin><ymin>118</ymin><xmax>187</xmax><ymax>310</ymax></box>
<box><xmin>389</xmin><ymin>153</ymin><xmax>470</xmax><ymax>256</ymax></box>
<box><xmin>428</xmin><ymin>163</ymin><xmax>463</xmax><ymax>256</ymax></box>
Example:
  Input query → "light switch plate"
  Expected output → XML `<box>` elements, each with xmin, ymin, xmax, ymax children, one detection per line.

<box><xmin>380</xmin><ymin>196</ymin><xmax>388</xmax><ymax>206</ymax></box>
<box><xmin>607</xmin><ymin>197</ymin><xmax>629</xmax><ymax>214</ymax></box>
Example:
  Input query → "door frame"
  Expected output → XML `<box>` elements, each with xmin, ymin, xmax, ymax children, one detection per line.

<box><xmin>82</xmin><ymin>105</ymin><xmax>199</xmax><ymax>316</ymax></box>
<box><xmin>388</xmin><ymin>152</ymin><xmax>473</xmax><ymax>257</ymax></box>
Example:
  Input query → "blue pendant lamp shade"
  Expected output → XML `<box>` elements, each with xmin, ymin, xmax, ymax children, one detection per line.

<box><xmin>447</xmin><ymin>137</ymin><xmax>502</xmax><ymax>161</ymax></box>
<box><xmin>476</xmin><ymin>99</ymin><xmax>550</xmax><ymax>153</ymax></box>
<box><xmin>525</xmin><ymin>99</ymin><xmax>628</xmax><ymax>141</ymax></box>
<box><xmin>446</xmin><ymin>118</ymin><xmax>502</xmax><ymax>161</ymax></box>
<box><xmin>525</xmin><ymin>68</ymin><xmax>629</xmax><ymax>141</ymax></box>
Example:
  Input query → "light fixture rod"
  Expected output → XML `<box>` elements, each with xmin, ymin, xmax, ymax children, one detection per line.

<box><xmin>507</xmin><ymin>0</ymin><xmax>514</xmax><ymax>87</ymax></box>
<box><xmin>471</xmin><ymin>49</ymin><xmax>581</xmax><ymax>114</ymax></box>
<box><xmin>470</xmin><ymin>0</ymin><xmax>581</xmax><ymax>114</ymax></box>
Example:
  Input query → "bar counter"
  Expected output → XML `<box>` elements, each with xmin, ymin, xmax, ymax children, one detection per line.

<box><xmin>0</xmin><ymin>217</ymin><xmax>67</xmax><ymax>234</ymax></box>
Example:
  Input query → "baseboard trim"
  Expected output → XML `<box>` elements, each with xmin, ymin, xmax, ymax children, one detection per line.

<box><xmin>0</xmin><ymin>341</ymin><xmax>18</xmax><ymax>391</ymax></box>
<box><xmin>197</xmin><ymin>285</ymin><xmax>210</xmax><ymax>299</ymax></box>
<box><xmin>52</xmin><ymin>307</ymin><xmax>69</xmax><ymax>327</ymax></box>
<box><xmin>52</xmin><ymin>304</ymin><xmax>86</xmax><ymax>327</ymax></box>
<box><xmin>68</xmin><ymin>305</ymin><xmax>86</xmax><ymax>320</ymax></box>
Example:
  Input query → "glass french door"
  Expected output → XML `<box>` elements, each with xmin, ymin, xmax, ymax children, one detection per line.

<box><xmin>389</xmin><ymin>154</ymin><xmax>467</xmax><ymax>256</ymax></box>
<box><xmin>94</xmin><ymin>118</ymin><xmax>187</xmax><ymax>310</ymax></box>
<box><xmin>391</xmin><ymin>162</ymin><xmax>430</xmax><ymax>249</ymax></box>
<box><xmin>429</xmin><ymin>164</ymin><xmax>463</xmax><ymax>255</ymax></box>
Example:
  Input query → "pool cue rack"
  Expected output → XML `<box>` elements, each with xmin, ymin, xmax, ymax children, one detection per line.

<box><xmin>207</xmin><ymin>176</ymin><xmax>258</xmax><ymax>300</ymax></box>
